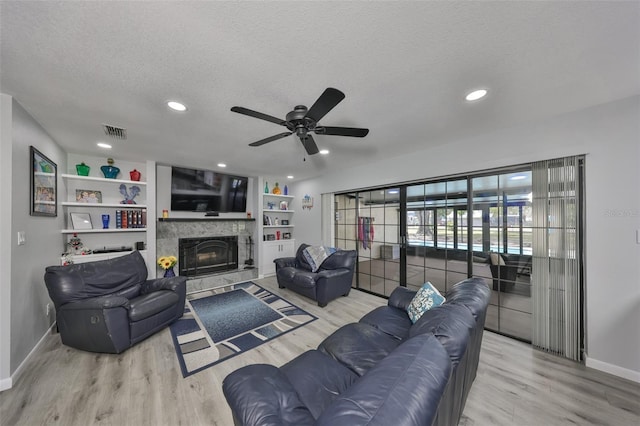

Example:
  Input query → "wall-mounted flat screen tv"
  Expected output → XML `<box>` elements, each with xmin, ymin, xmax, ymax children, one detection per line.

<box><xmin>171</xmin><ymin>166</ymin><xmax>248</xmax><ymax>213</ymax></box>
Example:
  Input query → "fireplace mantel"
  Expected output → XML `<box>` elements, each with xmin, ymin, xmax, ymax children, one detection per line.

<box><xmin>158</xmin><ymin>218</ymin><xmax>255</xmax><ymax>222</ymax></box>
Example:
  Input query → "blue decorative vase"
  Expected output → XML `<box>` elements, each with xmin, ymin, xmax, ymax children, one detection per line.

<box><xmin>164</xmin><ymin>267</ymin><xmax>176</xmax><ymax>278</ymax></box>
<box><xmin>101</xmin><ymin>165</ymin><xmax>120</xmax><ymax>179</ymax></box>
<box><xmin>101</xmin><ymin>158</ymin><xmax>120</xmax><ymax>179</ymax></box>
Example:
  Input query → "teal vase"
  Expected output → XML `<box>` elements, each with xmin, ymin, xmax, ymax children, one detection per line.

<box><xmin>101</xmin><ymin>165</ymin><xmax>120</xmax><ymax>179</ymax></box>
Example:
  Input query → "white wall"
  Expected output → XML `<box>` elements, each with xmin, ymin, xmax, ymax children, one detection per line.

<box><xmin>7</xmin><ymin>98</ymin><xmax>67</xmax><ymax>380</ymax></box>
<box><xmin>295</xmin><ymin>95</ymin><xmax>640</xmax><ymax>380</ymax></box>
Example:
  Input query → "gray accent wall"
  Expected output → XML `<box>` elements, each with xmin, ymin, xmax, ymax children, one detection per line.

<box><xmin>295</xmin><ymin>95</ymin><xmax>640</xmax><ymax>381</ymax></box>
<box><xmin>5</xmin><ymin>97</ymin><xmax>67</xmax><ymax>378</ymax></box>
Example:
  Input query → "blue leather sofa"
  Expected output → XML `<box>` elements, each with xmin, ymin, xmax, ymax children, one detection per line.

<box><xmin>223</xmin><ymin>277</ymin><xmax>491</xmax><ymax>426</ymax></box>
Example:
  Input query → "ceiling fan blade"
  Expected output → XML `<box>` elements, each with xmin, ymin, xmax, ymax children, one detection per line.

<box><xmin>305</xmin><ymin>88</ymin><xmax>345</xmax><ymax>123</ymax></box>
<box><xmin>315</xmin><ymin>126</ymin><xmax>369</xmax><ymax>137</ymax></box>
<box><xmin>231</xmin><ymin>106</ymin><xmax>286</xmax><ymax>126</ymax></box>
<box><xmin>249</xmin><ymin>132</ymin><xmax>292</xmax><ymax>147</ymax></box>
<box><xmin>301</xmin><ymin>134</ymin><xmax>319</xmax><ymax>155</ymax></box>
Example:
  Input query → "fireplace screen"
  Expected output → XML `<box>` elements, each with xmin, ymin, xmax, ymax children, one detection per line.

<box><xmin>178</xmin><ymin>236</ymin><xmax>238</xmax><ymax>278</ymax></box>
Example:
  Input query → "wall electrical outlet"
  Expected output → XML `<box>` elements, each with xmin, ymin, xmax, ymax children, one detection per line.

<box><xmin>46</xmin><ymin>303</ymin><xmax>51</xmax><ymax>316</ymax></box>
<box><xmin>17</xmin><ymin>231</ymin><xmax>26</xmax><ymax>245</ymax></box>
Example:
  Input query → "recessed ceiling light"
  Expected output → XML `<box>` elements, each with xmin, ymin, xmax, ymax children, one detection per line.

<box><xmin>388</xmin><ymin>189</ymin><xmax>399</xmax><ymax>194</ymax></box>
<box><xmin>167</xmin><ymin>101</ymin><xmax>187</xmax><ymax>111</ymax></box>
<box><xmin>510</xmin><ymin>175</ymin><xmax>527</xmax><ymax>180</ymax></box>
<box><xmin>97</xmin><ymin>142</ymin><xmax>112</xmax><ymax>149</ymax></box>
<box><xmin>319</xmin><ymin>149</ymin><xmax>329</xmax><ymax>155</ymax></box>
<box><xmin>287</xmin><ymin>175</ymin><xmax>294</xmax><ymax>179</ymax></box>
<box><xmin>465</xmin><ymin>89</ymin><xmax>488</xmax><ymax>101</ymax></box>
<box><xmin>218</xmin><ymin>163</ymin><xmax>226</xmax><ymax>168</ymax></box>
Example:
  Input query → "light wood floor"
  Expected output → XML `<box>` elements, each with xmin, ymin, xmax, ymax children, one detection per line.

<box><xmin>1</xmin><ymin>276</ymin><xmax>638</xmax><ymax>426</ymax></box>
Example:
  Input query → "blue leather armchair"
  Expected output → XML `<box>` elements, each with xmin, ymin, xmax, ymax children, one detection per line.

<box><xmin>44</xmin><ymin>251</ymin><xmax>186</xmax><ymax>354</ymax></box>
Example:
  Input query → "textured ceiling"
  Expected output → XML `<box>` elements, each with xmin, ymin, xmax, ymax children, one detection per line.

<box><xmin>1</xmin><ymin>1</ymin><xmax>639</xmax><ymax>181</ymax></box>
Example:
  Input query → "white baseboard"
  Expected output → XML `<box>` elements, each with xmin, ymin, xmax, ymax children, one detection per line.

<box><xmin>5</xmin><ymin>323</ymin><xmax>56</xmax><ymax>391</ymax></box>
<box><xmin>0</xmin><ymin>377</ymin><xmax>11</xmax><ymax>392</ymax></box>
<box><xmin>586</xmin><ymin>356</ymin><xmax>640</xmax><ymax>383</ymax></box>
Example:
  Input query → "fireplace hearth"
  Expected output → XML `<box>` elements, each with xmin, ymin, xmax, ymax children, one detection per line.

<box><xmin>179</xmin><ymin>236</ymin><xmax>238</xmax><ymax>278</ymax></box>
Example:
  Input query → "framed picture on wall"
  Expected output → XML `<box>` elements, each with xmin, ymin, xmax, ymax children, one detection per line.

<box><xmin>30</xmin><ymin>146</ymin><xmax>57</xmax><ymax>217</ymax></box>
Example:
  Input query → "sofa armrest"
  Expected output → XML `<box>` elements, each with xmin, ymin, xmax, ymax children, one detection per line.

<box><xmin>387</xmin><ymin>287</ymin><xmax>417</xmax><ymax>311</ymax></box>
<box><xmin>57</xmin><ymin>296</ymin><xmax>131</xmax><ymax>353</ymax></box>
<box><xmin>141</xmin><ymin>276</ymin><xmax>187</xmax><ymax>294</ymax></box>
<box><xmin>223</xmin><ymin>364</ymin><xmax>315</xmax><ymax>426</ymax></box>
<box><xmin>59</xmin><ymin>295</ymin><xmax>130</xmax><ymax>311</ymax></box>
<box><xmin>274</xmin><ymin>256</ymin><xmax>296</xmax><ymax>270</ymax></box>
<box><xmin>316</xmin><ymin>268</ymin><xmax>349</xmax><ymax>280</ymax></box>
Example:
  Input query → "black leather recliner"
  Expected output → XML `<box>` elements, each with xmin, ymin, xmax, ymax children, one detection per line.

<box><xmin>274</xmin><ymin>243</ymin><xmax>356</xmax><ymax>307</ymax></box>
<box><xmin>44</xmin><ymin>251</ymin><xmax>186</xmax><ymax>354</ymax></box>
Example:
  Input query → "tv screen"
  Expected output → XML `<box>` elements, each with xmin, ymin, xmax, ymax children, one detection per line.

<box><xmin>171</xmin><ymin>166</ymin><xmax>248</xmax><ymax>213</ymax></box>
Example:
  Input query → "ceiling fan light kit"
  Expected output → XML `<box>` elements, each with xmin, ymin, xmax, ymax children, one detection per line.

<box><xmin>231</xmin><ymin>88</ymin><xmax>369</xmax><ymax>156</ymax></box>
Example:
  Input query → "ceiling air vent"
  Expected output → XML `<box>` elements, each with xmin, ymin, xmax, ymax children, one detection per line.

<box><xmin>102</xmin><ymin>124</ymin><xmax>127</xmax><ymax>140</ymax></box>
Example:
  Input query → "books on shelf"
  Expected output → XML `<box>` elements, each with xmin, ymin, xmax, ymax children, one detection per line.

<box><xmin>115</xmin><ymin>208</ymin><xmax>147</xmax><ymax>229</ymax></box>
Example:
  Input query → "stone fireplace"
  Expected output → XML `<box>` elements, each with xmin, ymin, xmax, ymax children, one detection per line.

<box><xmin>179</xmin><ymin>235</ymin><xmax>238</xmax><ymax>277</ymax></box>
<box><xmin>156</xmin><ymin>218</ymin><xmax>257</xmax><ymax>293</ymax></box>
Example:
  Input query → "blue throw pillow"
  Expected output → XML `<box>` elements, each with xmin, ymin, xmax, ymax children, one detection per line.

<box><xmin>406</xmin><ymin>282</ymin><xmax>446</xmax><ymax>324</ymax></box>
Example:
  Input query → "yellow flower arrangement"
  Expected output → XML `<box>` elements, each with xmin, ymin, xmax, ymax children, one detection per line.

<box><xmin>157</xmin><ymin>255</ymin><xmax>177</xmax><ymax>270</ymax></box>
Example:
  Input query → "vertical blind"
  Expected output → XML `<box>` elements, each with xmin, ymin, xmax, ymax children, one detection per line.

<box><xmin>531</xmin><ymin>156</ymin><xmax>583</xmax><ymax>361</ymax></box>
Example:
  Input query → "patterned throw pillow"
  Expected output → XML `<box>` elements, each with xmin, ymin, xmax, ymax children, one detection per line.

<box><xmin>302</xmin><ymin>245</ymin><xmax>337</xmax><ymax>272</ymax></box>
<box><xmin>406</xmin><ymin>282</ymin><xmax>446</xmax><ymax>324</ymax></box>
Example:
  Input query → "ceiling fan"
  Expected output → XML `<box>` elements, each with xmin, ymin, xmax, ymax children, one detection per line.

<box><xmin>231</xmin><ymin>88</ymin><xmax>369</xmax><ymax>155</ymax></box>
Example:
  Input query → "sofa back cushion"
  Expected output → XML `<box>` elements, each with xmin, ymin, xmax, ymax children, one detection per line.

<box><xmin>408</xmin><ymin>304</ymin><xmax>475</xmax><ymax>368</ymax></box>
<box><xmin>281</xmin><ymin>350</ymin><xmax>359</xmax><ymax>420</ymax></box>
<box><xmin>316</xmin><ymin>333</ymin><xmax>452</xmax><ymax>426</ymax></box>
<box><xmin>44</xmin><ymin>251</ymin><xmax>148</xmax><ymax>307</ymax></box>
<box><xmin>223</xmin><ymin>364</ymin><xmax>315</xmax><ymax>426</ymax></box>
<box><xmin>318</xmin><ymin>249</ymin><xmax>356</xmax><ymax>271</ymax></box>
<box><xmin>444</xmin><ymin>278</ymin><xmax>491</xmax><ymax>325</ymax></box>
<box><xmin>318</xmin><ymin>323</ymin><xmax>401</xmax><ymax>377</ymax></box>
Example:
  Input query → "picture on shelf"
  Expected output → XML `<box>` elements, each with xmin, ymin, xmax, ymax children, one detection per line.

<box><xmin>279</xmin><ymin>201</ymin><xmax>288</xmax><ymax>210</ymax></box>
<box><xmin>266</xmin><ymin>234</ymin><xmax>276</xmax><ymax>241</ymax></box>
<box><xmin>283</xmin><ymin>232</ymin><xmax>291</xmax><ymax>239</ymax></box>
<box><xmin>70</xmin><ymin>212</ymin><xmax>93</xmax><ymax>230</ymax></box>
<box><xmin>281</xmin><ymin>219</ymin><xmax>289</xmax><ymax>225</ymax></box>
<box><xmin>76</xmin><ymin>189</ymin><xmax>102</xmax><ymax>203</ymax></box>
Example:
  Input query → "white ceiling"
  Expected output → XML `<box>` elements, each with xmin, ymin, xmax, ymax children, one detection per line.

<box><xmin>1</xmin><ymin>1</ymin><xmax>639</xmax><ymax>181</ymax></box>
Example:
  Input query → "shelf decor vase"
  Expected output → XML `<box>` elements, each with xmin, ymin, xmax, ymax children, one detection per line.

<box><xmin>264</xmin><ymin>182</ymin><xmax>269</xmax><ymax>193</ymax></box>
<box><xmin>284</xmin><ymin>185</ymin><xmax>288</xmax><ymax>195</ymax></box>
<box><xmin>129</xmin><ymin>169</ymin><xmax>141</xmax><ymax>181</ymax></box>
<box><xmin>272</xmin><ymin>182</ymin><xmax>282</xmax><ymax>195</ymax></box>
<box><xmin>75</xmin><ymin>162</ymin><xmax>90</xmax><ymax>176</ymax></box>
<box><xmin>101</xmin><ymin>158</ymin><xmax>120</xmax><ymax>179</ymax></box>
<box><xmin>163</xmin><ymin>267</ymin><xmax>176</xmax><ymax>278</ymax></box>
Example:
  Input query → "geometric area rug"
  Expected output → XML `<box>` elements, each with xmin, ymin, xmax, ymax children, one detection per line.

<box><xmin>169</xmin><ymin>281</ymin><xmax>317</xmax><ymax>377</ymax></box>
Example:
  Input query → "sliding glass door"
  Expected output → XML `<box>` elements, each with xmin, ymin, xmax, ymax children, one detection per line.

<box><xmin>335</xmin><ymin>189</ymin><xmax>401</xmax><ymax>296</ymax></box>
<box><xmin>334</xmin><ymin>159</ymin><xmax>582</xmax><ymax>350</ymax></box>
